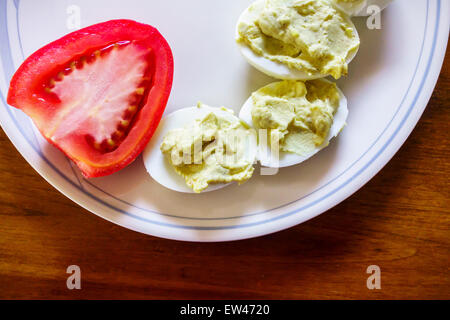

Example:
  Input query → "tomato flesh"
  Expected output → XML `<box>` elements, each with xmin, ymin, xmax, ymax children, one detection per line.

<box><xmin>7</xmin><ymin>20</ymin><xmax>174</xmax><ymax>177</ymax></box>
<box><xmin>48</xmin><ymin>42</ymin><xmax>150</xmax><ymax>152</ymax></box>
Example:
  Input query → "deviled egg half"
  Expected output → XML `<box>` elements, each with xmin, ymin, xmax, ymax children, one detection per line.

<box><xmin>239</xmin><ymin>78</ymin><xmax>348</xmax><ymax>168</ymax></box>
<box><xmin>236</xmin><ymin>0</ymin><xmax>360</xmax><ymax>80</ymax></box>
<box><xmin>332</xmin><ymin>0</ymin><xmax>394</xmax><ymax>17</ymax></box>
<box><xmin>143</xmin><ymin>103</ymin><xmax>257</xmax><ymax>193</ymax></box>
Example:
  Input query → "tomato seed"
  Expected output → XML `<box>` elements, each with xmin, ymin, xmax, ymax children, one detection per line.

<box><xmin>107</xmin><ymin>138</ymin><xmax>115</xmax><ymax>147</ymax></box>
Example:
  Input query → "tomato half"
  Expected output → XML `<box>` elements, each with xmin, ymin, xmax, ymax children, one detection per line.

<box><xmin>7</xmin><ymin>19</ymin><xmax>174</xmax><ymax>177</ymax></box>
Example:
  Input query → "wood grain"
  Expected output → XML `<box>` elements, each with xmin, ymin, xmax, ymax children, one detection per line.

<box><xmin>0</xmin><ymin>48</ymin><xmax>448</xmax><ymax>300</ymax></box>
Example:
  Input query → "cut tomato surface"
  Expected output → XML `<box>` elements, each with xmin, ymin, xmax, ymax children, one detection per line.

<box><xmin>7</xmin><ymin>19</ymin><xmax>174</xmax><ymax>177</ymax></box>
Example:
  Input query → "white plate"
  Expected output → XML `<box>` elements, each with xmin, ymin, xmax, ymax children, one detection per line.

<box><xmin>0</xmin><ymin>0</ymin><xmax>448</xmax><ymax>242</ymax></box>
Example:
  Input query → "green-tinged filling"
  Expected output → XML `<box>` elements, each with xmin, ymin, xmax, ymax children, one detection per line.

<box><xmin>237</xmin><ymin>0</ymin><xmax>360</xmax><ymax>79</ymax></box>
<box><xmin>251</xmin><ymin>79</ymin><xmax>340</xmax><ymax>156</ymax></box>
<box><xmin>160</xmin><ymin>104</ymin><xmax>255</xmax><ymax>193</ymax></box>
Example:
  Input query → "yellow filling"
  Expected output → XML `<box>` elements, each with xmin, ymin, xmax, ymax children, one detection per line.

<box><xmin>160</xmin><ymin>104</ymin><xmax>255</xmax><ymax>193</ymax></box>
<box><xmin>251</xmin><ymin>79</ymin><xmax>340</xmax><ymax>156</ymax></box>
<box><xmin>237</xmin><ymin>0</ymin><xmax>360</xmax><ymax>79</ymax></box>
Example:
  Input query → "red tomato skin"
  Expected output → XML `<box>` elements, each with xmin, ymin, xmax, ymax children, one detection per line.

<box><xmin>7</xmin><ymin>20</ymin><xmax>174</xmax><ymax>177</ymax></box>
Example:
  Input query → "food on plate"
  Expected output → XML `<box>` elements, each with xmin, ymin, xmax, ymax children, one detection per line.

<box><xmin>143</xmin><ymin>103</ymin><xmax>257</xmax><ymax>193</ymax></box>
<box><xmin>239</xmin><ymin>79</ymin><xmax>348</xmax><ymax>168</ymax></box>
<box><xmin>332</xmin><ymin>0</ymin><xmax>394</xmax><ymax>16</ymax></box>
<box><xmin>236</xmin><ymin>0</ymin><xmax>360</xmax><ymax>80</ymax></box>
<box><xmin>7</xmin><ymin>19</ymin><xmax>174</xmax><ymax>178</ymax></box>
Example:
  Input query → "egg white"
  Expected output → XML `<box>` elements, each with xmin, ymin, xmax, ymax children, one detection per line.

<box><xmin>239</xmin><ymin>79</ymin><xmax>349</xmax><ymax>168</ymax></box>
<box><xmin>334</xmin><ymin>0</ymin><xmax>394</xmax><ymax>17</ymax></box>
<box><xmin>143</xmin><ymin>105</ymin><xmax>258</xmax><ymax>193</ymax></box>
<box><xmin>236</xmin><ymin>0</ymin><xmax>360</xmax><ymax>80</ymax></box>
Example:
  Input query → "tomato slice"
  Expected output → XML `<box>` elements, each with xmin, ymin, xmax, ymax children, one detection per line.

<box><xmin>7</xmin><ymin>19</ymin><xmax>174</xmax><ymax>177</ymax></box>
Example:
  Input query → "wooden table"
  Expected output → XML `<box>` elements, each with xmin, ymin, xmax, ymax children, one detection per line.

<box><xmin>0</xmin><ymin>49</ymin><xmax>448</xmax><ymax>300</ymax></box>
